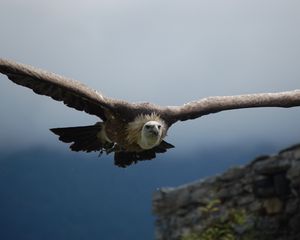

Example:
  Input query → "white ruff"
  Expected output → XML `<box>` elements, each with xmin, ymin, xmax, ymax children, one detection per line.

<box><xmin>138</xmin><ymin>121</ymin><xmax>162</xmax><ymax>149</ymax></box>
<box><xmin>126</xmin><ymin>113</ymin><xmax>166</xmax><ymax>149</ymax></box>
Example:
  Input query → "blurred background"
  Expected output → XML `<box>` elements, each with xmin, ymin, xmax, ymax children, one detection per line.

<box><xmin>0</xmin><ymin>1</ymin><xmax>299</xmax><ymax>239</ymax></box>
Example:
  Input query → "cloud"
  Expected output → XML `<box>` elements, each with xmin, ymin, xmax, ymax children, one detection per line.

<box><xmin>0</xmin><ymin>0</ymin><xmax>300</xmax><ymax>151</ymax></box>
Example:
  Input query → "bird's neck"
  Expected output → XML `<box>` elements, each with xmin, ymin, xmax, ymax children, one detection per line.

<box><xmin>138</xmin><ymin>133</ymin><xmax>161</xmax><ymax>150</ymax></box>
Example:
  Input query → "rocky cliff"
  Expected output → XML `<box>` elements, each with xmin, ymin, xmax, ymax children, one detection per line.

<box><xmin>153</xmin><ymin>144</ymin><xmax>300</xmax><ymax>240</ymax></box>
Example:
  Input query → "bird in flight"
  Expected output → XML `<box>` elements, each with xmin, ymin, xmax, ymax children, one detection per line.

<box><xmin>1</xmin><ymin>58</ymin><xmax>300</xmax><ymax>167</ymax></box>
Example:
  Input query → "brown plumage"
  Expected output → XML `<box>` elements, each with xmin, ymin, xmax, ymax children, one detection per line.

<box><xmin>1</xmin><ymin>58</ymin><xmax>300</xmax><ymax>167</ymax></box>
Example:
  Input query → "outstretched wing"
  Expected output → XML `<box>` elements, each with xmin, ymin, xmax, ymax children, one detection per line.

<box><xmin>0</xmin><ymin>58</ymin><xmax>130</xmax><ymax>120</ymax></box>
<box><xmin>163</xmin><ymin>90</ymin><xmax>300</xmax><ymax>122</ymax></box>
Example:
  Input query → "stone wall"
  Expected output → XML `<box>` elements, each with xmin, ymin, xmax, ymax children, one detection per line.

<box><xmin>153</xmin><ymin>144</ymin><xmax>300</xmax><ymax>240</ymax></box>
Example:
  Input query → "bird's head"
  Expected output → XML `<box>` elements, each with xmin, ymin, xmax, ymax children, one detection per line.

<box><xmin>139</xmin><ymin>121</ymin><xmax>163</xmax><ymax>149</ymax></box>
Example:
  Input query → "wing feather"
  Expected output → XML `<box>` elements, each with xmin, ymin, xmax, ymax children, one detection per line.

<box><xmin>0</xmin><ymin>58</ymin><xmax>128</xmax><ymax>120</ymax></box>
<box><xmin>164</xmin><ymin>90</ymin><xmax>300</xmax><ymax>122</ymax></box>
<box><xmin>114</xmin><ymin>140</ymin><xmax>174</xmax><ymax>167</ymax></box>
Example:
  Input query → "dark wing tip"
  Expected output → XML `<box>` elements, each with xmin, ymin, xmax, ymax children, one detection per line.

<box><xmin>160</xmin><ymin>140</ymin><xmax>175</xmax><ymax>149</ymax></box>
<box><xmin>50</xmin><ymin>128</ymin><xmax>59</xmax><ymax>134</ymax></box>
<box><xmin>113</xmin><ymin>141</ymin><xmax>175</xmax><ymax>168</ymax></box>
<box><xmin>114</xmin><ymin>151</ymin><xmax>156</xmax><ymax>168</ymax></box>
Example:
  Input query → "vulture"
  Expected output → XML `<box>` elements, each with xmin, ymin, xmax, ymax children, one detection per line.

<box><xmin>1</xmin><ymin>58</ymin><xmax>300</xmax><ymax>167</ymax></box>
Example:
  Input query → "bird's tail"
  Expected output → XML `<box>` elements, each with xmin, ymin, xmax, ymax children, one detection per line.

<box><xmin>50</xmin><ymin>123</ymin><xmax>113</xmax><ymax>152</ymax></box>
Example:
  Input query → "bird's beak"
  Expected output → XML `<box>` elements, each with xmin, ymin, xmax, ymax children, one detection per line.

<box><xmin>150</xmin><ymin>129</ymin><xmax>159</xmax><ymax>136</ymax></box>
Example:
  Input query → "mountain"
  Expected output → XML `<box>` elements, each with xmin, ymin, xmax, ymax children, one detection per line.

<box><xmin>0</xmin><ymin>142</ymin><xmax>280</xmax><ymax>240</ymax></box>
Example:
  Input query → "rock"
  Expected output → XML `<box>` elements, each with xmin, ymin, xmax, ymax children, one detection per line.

<box><xmin>248</xmin><ymin>200</ymin><xmax>263</xmax><ymax>212</ymax></box>
<box><xmin>253</xmin><ymin>176</ymin><xmax>276</xmax><ymax>198</ymax></box>
<box><xmin>153</xmin><ymin>144</ymin><xmax>300</xmax><ymax>240</ymax></box>
<box><xmin>217</xmin><ymin>183</ymin><xmax>244</xmax><ymax>200</ymax></box>
<box><xmin>238</xmin><ymin>194</ymin><xmax>255</xmax><ymax>205</ymax></box>
<box><xmin>289</xmin><ymin>214</ymin><xmax>300</xmax><ymax>232</ymax></box>
<box><xmin>285</xmin><ymin>198</ymin><xmax>299</xmax><ymax>215</ymax></box>
<box><xmin>253</xmin><ymin>156</ymin><xmax>291</xmax><ymax>175</ymax></box>
<box><xmin>218</xmin><ymin>166</ymin><xmax>247</xmax><ymax>182</ymax></box>
<box><xmin>294</xmin><ymin>149</ymin><xmax>300</xmax><ymax>160</ymax></box>
<box><xmin>263</xmin><ymin>198</ymin><xmax>283</xmax><ymax>214</ymax></box>
<box><xmin>287</xmin><ymin>163</ymin><xmax>300</xmax><ymax>184</ymax></box>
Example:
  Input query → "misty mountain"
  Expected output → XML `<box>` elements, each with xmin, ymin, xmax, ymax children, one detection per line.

<box><xmin>0</xmin><ymin>142</ymin><xmax>280</xmax><ymax>240</ymax></box>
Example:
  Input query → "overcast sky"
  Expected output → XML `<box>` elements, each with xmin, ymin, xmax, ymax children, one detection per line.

<box><xmin>0</xmin><ymin>0</ymin><xmax>300</xmax><ymax>153</ymax></box>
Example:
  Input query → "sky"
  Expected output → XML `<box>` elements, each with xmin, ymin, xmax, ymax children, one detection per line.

<box><xmin>0</xmin><ymin>0</ymin><xmax>300</xmax><ymax>152</ymax></box>
<box><xmin>0</xmin><ymin>1</ymin><xmax>300</xmax><ymax>240</ymax></box>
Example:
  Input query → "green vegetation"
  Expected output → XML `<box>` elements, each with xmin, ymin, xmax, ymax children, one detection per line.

<box><xmin>181</xmin><ymin>199</ymin><xmax>259</xmax><ymax>240</ymax></box>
